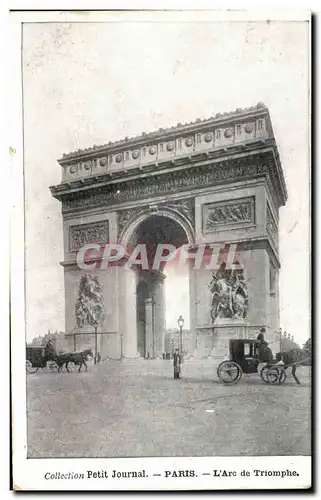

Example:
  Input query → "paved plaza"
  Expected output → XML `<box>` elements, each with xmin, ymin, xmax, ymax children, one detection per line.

<box><xmin>27</xmin><ymin>359</ymin><xmax>311</xmax><ymax>458</ymax></box>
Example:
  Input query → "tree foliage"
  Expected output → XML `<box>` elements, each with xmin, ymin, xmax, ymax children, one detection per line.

<box><xmin>303</xmin><ymin>337</ymin><xmax>311</xmax><ymax>355</ymax></box>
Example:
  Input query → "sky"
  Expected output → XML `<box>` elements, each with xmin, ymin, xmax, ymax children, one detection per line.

<box><xmin>22</xmin><ymin>17</ymin><xmax>310</xmax><ymax>344</ymax></box>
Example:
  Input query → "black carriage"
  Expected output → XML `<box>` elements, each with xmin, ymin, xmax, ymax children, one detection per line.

<box><xmin>216</xmin><ymin>339</ymin><xmax>286</xmax><ymax>385</ymax></box>
<box><xmin>26</xmin><ymin>345</ymin><xmax>58</xmax><ymax>373</ymax></box>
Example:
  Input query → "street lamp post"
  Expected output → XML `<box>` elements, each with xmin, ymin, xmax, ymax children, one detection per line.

<box><xmin>178</xmin><ymin>315</ymin><xmax>184</xmax><ymax>354</ymax></box>
<box><xmin>94</xmin><ymin>321</ymin><xmax>98</xmax><ymax>364</ymax></box>
<box><xmin>120</xmin><ymin>333</ymin><xmax>123</xmax><ymax>361</ymax></box>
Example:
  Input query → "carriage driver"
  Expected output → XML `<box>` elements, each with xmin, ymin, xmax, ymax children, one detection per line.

<box><xmin>256</xmin><ymin>327</ymin><xmax>266</xmax><ymax>344</ymax></box>
<box><xmin>256</xmin><ymin>328</ymin><xmax>272</xmax><ymax>373</ymax></box>
<box><xmin>256</xmin><ymin>328</ymin><xmax>283</xmax><ymax>372</ymax></box>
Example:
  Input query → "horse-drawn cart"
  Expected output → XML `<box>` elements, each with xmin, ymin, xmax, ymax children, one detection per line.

<box><xmin>26</xmin><ymin>342</ymin><xmax>94</xmax><ymax>374</ymax></box>
<box><xmin>217</xmin><ymin>339</ymin><xmax>287</xmax><ymax>385</ymax></box>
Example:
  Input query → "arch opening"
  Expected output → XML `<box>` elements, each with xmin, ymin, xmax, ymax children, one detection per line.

<box><xmin>130</xmin><ymin>214</ymin><xmax>191</xmax><ymax>358</ymax></box>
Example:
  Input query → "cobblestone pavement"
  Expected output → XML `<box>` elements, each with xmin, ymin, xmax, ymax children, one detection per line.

<box><xmin>27</xmin><ymin>359</ymin><xmax>311</xmax><ymax>458</ymax></box>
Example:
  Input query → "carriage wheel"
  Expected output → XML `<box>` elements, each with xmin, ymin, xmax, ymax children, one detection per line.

<box><xmin>260</xmin><ymin>366</ymin><xmax>271</xmax><ymax>384</ymax></box>
<box><xmin>216</xmin><ymin>361</ymin><xmax>225</xmax><ymax>379</ymax></box>
<box><xmin>217</xmin><ymin>361</ymin><xmax>242</xmax><ymax>384</ymax></box>
<box><xmin>216</xmin><ymin>361</ymin><xmax>241</xmax><ymax>380</ymax></box>
<box><xmin>26</xmin><ymin>360</ymin><xmax>38</xmax><ymax>374</ymax></box>
<box><xmin>265</xmin><ymin>367</ymin><xmax>282</xmax><ymax>385</ymax></box>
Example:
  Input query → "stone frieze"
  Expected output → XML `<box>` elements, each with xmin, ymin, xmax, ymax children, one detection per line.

<box><xmin>69</xmin><ymin>221</ymin><xmax>109</xmax><ymax>251</ymax></box>
<box><xmin>62</xmin><ymin>157</ymin><xmax>272</xmax><ymax>213</ymax></box>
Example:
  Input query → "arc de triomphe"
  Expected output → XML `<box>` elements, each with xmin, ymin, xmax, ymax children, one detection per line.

<box><xmin>50</xmin><ymin>103</ymin><xmax>287</xmax><ymax>360</ymax></box>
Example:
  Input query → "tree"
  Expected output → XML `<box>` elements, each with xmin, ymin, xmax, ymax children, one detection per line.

<box><xmin>303</xmin><ymin>338</ymin><xmax>311</xmax><ymax>356</ymax></box>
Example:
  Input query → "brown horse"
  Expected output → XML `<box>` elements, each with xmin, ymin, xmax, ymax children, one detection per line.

<box><xmin>257</xmin><ymin>343</ymin><xmax>310</xmax><ymax>385</ymax></box>
<box><xmin>57</xmin><ymin>349</ymin><xmax>94</xmax><ymax>373</ymax></box>
<box><xmin>42</xmin><ymin>342</ymin><xmax>94</xmax><ymax>373</ymax></box>
<box><xmin>275</xmin><ymin>348</ymin><xmax>310</xmax><ymax>385</ymax></box>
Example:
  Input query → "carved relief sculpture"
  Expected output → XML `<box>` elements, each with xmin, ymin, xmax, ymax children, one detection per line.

<box><xmin>117</xmin><ymin>208</ymin><xmax>143</xmax><ymax>236</ymax></box>
<box><xmin>209</xmin><ymin>265</ymin><xmax>248</xmax><ymax>323</ymax></box>
<box><xmin>75</xmin><ymin>274</ymin><xmax>105</xmax><ymax>328</ymax></box>
<box><xmin>69</xmin><ymin>221</ymin><xmax>109</xmax><ymax>251</ymax></box>
<box><xmin>165</xmin><ymin>198</ymin><xmax>195</xmax><ymax>226</ymax></box>
<box><xmin>204</xmin><ymin>197</ymin><xmax>254</xmax><ymax>232</ymax></box>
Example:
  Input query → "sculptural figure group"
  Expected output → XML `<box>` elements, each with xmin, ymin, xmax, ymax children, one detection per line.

<box><xmin>209</xmin><ymin>267</ymin><xmax>249</xmax><ymax>323</ymax></box>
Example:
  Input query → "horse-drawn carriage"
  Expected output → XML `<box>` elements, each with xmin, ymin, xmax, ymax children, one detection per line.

<box><xmin>217</xmin><ymin>339</ymin><xmax>289</xmax><ymax>385</ymax></box>
<box><xmin>26</xmin><ymin>342</ymin><xmax>94</xmax><ymax>374</ymax></box>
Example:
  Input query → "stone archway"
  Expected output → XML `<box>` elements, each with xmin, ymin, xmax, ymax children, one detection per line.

<box><xmin>118</xmin><ymin>204</ymin><xmax>195</xmax><ymax>247</ymax></box>
<box><xmin>51</xmin><ymin>104</ymin><xmax>287</xmax><ymax>360</ymax></box>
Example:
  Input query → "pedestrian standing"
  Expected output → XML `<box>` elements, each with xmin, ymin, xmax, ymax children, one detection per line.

<box><xmin>173</xmin><ymin>348</ymin><xmax>182</xmax><ymax>379</ymax></box>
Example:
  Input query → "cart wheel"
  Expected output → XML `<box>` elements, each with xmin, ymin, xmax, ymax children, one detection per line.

<box><xmin>26</xmin><ymin>360</ymin><xmax>38</xmax><ymax>374</ymax></box>
<box><xmin>260</xmin><ymin>366</ymin><xmax>271</xmax><ymax>384</ymax></box>
<box><xmin>278</xmin><ymin>368</ymin><xmax>287</xmax><ymax>385</ymax></box>
<box><xmin>216</xmin><ymin>361</ymin><xmax>226</xmax><ymax>379</ymax></box>
<box><xmin>216</xmin><ymin>360</ymin><xmax>226</xmax><ymax>378</ymax></box>
<box><xmin>266</xmin><ymin>367</ymin><xmax>282</xmax><ymax>385</ymax></box>
<box><xmin>217</xmin><ymin>361</ymin><xmax>242</xmax><ymax>384</ymax></box>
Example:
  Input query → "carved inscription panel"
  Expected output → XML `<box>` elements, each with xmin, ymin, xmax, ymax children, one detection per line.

<box><xmin>69</xmin><ymin>220</ymin><xmax>109</xmax><ymax>251</ymax></box>
<box><xmin>203</xmin><ymin>197</ymin><xmax>255</xmax><ymax>233</ymax></box>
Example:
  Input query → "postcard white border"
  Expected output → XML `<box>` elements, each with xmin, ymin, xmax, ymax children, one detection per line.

<box><xmin>10</xmin><ymin>7</ymin><xmax>312</xmax><ymax>491</ymax></box>
<box><xmin>14</xmin><ymin>456</ymin><xmax>311</xmax><ymax>491</ymax></box>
